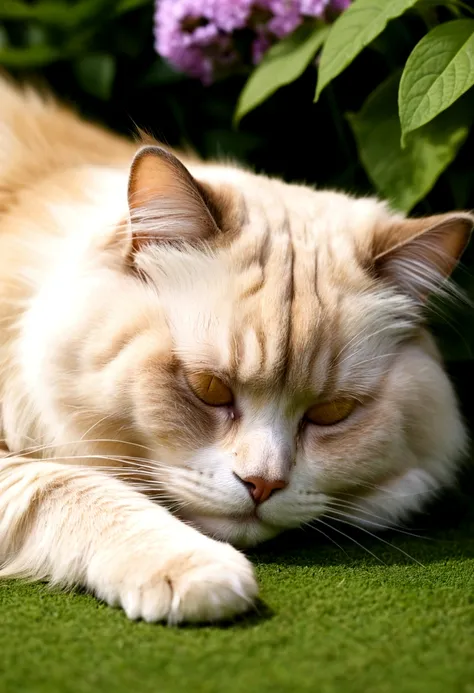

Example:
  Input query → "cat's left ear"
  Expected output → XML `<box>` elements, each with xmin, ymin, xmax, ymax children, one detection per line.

<box><xmin>373</xmin><ymin>212</ymin><xmax>474</xmax><ymax>302</ymax></box>
<box><xmin>126</xmin><ymin>145</ymin><xmax>219</xmax><ymax>253</ymax></box>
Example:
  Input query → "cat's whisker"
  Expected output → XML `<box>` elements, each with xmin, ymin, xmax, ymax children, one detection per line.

<box><xmin>170</xmin><ymin>476</ymin><xmax>220</xmax><ymax>497</ymax></box>
<box><xmin>301</xmin><ymin>521</ymin><xmax>350</xmax><ymax>557</ymax></box>
<box><xmin>314</xmin><ymin>517</ymin><xmax>387</xmax><ymax>565</ymax></box>
<box><xmin>78</xmin><ymin>414</ymin><xmax>125</xmax><ymax>443</ymax></box>
<box><xmin>327</xmin><ymin>516</ymin><xmax>425</xmax><ymax>567</ymax></box>
<box><xmin>1</xmin><ymin>453</ymin><xmax>171</xmax><ymax>476</ymax></box>
<box><xmin>4</xmin><ymin>437</ymin><xmax>158</xmax><ymax>459</ymax></box>
<box><xmin>337</xmin><ymin>352</ymin><xmax>398</xmax><ymax>370</ymax></box>
<box><xmin>326</xmin><ymin>498</ymin><xmax>431</xmax><ymax>536</ymax></box>
<box><xmin>335</xmin><ymin>321</ymin><xmax>415</xmax><ymax>366</ymax></box>
<box><xmin>333</xmin><ymin>480</ymin><xmax>437</xmax><ymax>499</ymax></box>
<box><xmin>325</xmin><ymin>505</ymin><xmax>430</xmax><ymax>540</ymax></box>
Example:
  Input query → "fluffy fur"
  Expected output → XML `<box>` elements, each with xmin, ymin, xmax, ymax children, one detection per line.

<box><xmin>0</xmin><ymin>77</ymin><xmax>471</xmax><ymax>623</ymax></box>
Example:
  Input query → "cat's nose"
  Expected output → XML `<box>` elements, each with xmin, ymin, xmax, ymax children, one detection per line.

<box><xmin>234</xmin><ymin>474</ymin><xmax>288</xmax><ymax>504</ymax></box>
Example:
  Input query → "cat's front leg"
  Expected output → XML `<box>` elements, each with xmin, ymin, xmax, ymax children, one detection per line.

<box><xmin>0</xmin><ymin>456</ymin><xmax>257</xmax><ymax>622</ymax></box>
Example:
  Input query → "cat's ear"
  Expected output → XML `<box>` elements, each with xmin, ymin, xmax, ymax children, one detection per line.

<box><xmin>373</xmin><ymin>212</ymin><xmax>474</xmax><ymax>302</ymax></box>
<box><xmin>127</xmin><ymin>145</ymin><xmax>219</xmax><ymax>252</ymax></box>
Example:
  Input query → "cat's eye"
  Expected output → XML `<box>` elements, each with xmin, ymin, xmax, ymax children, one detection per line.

<box><xmin>305</xmin><ymin>398</ymin><xmax>357</xmax><ymax>426</ymax></box>
<box><xmin>186</xmin><ymin>372</ymin><xmax>234</xmax><ymax>407</ymax></box>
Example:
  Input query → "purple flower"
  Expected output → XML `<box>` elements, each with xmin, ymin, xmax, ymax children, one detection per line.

<box><xmin>300</xmin><ymin>0</ymin><xmax>329</xmax><ymax>16</ymax></box>
<box><xmin>154</xmin><ymin>0</ymin><xmax>251</xmax><ymax>83</ymax></box>
<box><xmin>260</xmin><ymin>1</ymin><xmax>303</xmax><ymax>38</ymax></box>
<box><xmin>212</xmin><ymin>0</ymin><xmax>254</xmax><ymax>31</ymax></box>
<box><xmin>154</xmin><ymin>0</ymin><xmax>352</xmax><ymax>84</ymax></box>
<box><xmin>329</xmin><ymin>0</ymin><xmax>351</xmax><ymax>10</ymax></box>
<box><xmin>251</xmin><ymin>33</ymin><xmax>271</xmax><ymax>64</ymax></box>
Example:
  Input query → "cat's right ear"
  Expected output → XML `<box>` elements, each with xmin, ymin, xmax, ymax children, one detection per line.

<box><xmin>372</xmin><ymin>211</ymin><xmax>474</xmax><ymax>303</ymax></box>
<box><xmin>126</xmin><ymin>146</ymin><xmax>220</xmax><ymax>254</ymax></box>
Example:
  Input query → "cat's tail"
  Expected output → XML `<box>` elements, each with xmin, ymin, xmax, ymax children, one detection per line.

<box><xmin>0</xmin><ymin>74</ymin><xmax>135</xmax><ymax>213</ymax></box>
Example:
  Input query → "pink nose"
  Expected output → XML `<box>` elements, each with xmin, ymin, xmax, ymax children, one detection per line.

<box><xmin>239</xmin><ymin>475</ymin><xmax>288</xmax><ymax>504</ymax></box>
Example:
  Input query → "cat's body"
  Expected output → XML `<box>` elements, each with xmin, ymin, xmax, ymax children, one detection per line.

<box><xmin>0</xmin><ymin>77</ymin><xmax>471</xmax><ymax>623</ymax></box>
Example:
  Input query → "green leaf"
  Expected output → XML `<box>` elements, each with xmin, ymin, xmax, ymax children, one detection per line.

<box><xmin>0</xmin><ymin>0</ymin><xmax>118</xmax><ymax>27</ymax></box>
<box><xmin>24</xmin><ymin>23</ymin><xmax>49</xmax><ymax>47</ymax></box>
<box><xmin>0</xmin><ymin>1</ymin><xmax>31</xmax><ymax>19</ymax></box>
<box><xmin>416</xmin><ymin>0</ymin><xmax>474</xmax><ymax>13</ymax></box>
<box><xmin>115</xmin><ymin>0</ymin><xmax>152</xmax><ymax>14</ymax></box>
<box><xmin>74</xmin><ymin>54</ymin><xmax>116</xmax><ymax>100</ymax></box>
<box><xmin>235</xmin><ymin>22</ymin><xmax>329</xmax><ymax>124</ymax></box>
<box><xmin>315</xmin><ymin>0</ymin><xmax>418</xmax><ymax>101</ymax></box>
<box><xmin>348</xmin><ymin>72</ymin><xmax>472</xmax><ymax>212</ymax></box>
<box><xmin>140</xmin><ymin>60</ymin><xmax>187</xmax><ymax>87</ymax></box>
<box><xmin>399</xmin><ymin>19</ymin><xmax>474</xmax><ymax>142</ymax></box>
<box><xmin>0</xmin><ymin>0</ymin><xmax>77</xmax><ymax>24</ymax></box>
<box><xmin>0</xmin><ymin>44</ymin><xmax>62</xmax><ymax>67</ymax></box>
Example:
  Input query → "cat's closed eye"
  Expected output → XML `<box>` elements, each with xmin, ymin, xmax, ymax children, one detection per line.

<box><xmin>305</xmin><ymin>398</ymin><xmax>357</xmax><ymax>426</ymax></box>
<box><xmin>186</xmin><ymin>372</ymin><xmax>234</xmax><ymax>407</ymax></box>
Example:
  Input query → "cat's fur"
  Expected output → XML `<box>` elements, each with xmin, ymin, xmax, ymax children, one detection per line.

<box><xmin>0</xmin><ymin>77</ymin><xmax>471</xmax><ymax>623</ymax></box>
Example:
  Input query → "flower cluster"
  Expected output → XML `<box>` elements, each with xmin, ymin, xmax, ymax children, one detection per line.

<box><xmin>154</xmin><ymin>0</ymin><xmax>351</xmax><ymax>84</ymax></box>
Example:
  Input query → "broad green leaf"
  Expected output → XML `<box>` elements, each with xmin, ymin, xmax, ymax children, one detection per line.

<box><xmin>0</xmin><ymin>0</ymin><xmax>74</xmax><ymax>23</ymax></box>
<box><xmin>0</xmin><ymin>44</ymin><xmax>62</xmax><ymax>67</ymax></box>
<box><xmin>348</xmin><ymin>73</ymin><xmax>472</xmax><ymax>212</ymax></box>
<box><xmin>315</xmin><ymin>0</ymin><xmax>418</xmax><ymax>101</ymax></box>
<box><xmin>0</xmin><ymin>1</ymin><xmax>30</xmax><ymax>19</ymax></box>
<box><xmin>0</xmin><ymin>0</ymin><xmax>117</xmax><ymax>27</ymax></box>
<box><xmin>74</xmin><ymin>54</ymin><xmax>116</xmax><ymax>100</ymax></box>
<box><xmin>235</xmin><ymin>22</ymin><xmax>329</xmax><ymax>124</ymax></box>
<box><xmin>399</xmin><ymin>19</ymin><xmax>474</xmax><ymax>141</ymax></box>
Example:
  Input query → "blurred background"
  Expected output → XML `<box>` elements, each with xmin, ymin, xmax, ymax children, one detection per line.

<box><xmin>1</xmin><ymin>0</ymin><xmax>474</xmax><ymax>364</ymax></box>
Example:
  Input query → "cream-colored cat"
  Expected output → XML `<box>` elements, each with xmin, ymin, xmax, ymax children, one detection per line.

<box><xmin>0</xmin><ymin>77</ymin><xmax>471</xmax><ymax>623</ymax></box>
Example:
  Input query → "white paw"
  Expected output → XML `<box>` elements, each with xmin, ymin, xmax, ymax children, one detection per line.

<box><xmin>89</xmin><ymin>537</ymin><xmax>258</xmax><ymax>624</ymax></box>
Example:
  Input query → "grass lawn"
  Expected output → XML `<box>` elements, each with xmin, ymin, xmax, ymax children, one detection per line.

<box><xmin>2</xmin><ymin>494</ymin><xmax>474</xmax><ymax>693</ymax></box>
<box><xmin>2</xmin><ymin>366</ymin><xmax>474</xmax><ymax>693</ymax></box>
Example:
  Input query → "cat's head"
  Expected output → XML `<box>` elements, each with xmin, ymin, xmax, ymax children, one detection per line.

<box><xmin>46</xmin><ymin>147</ymin><xmax>473</xmax><ymax>546</ymax></box>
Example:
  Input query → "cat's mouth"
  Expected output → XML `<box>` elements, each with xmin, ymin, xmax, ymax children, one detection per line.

<box><xmin>179</xmin><ymin>509</ymin><xmax>282</xmax><ymax>547</ymax></box>
<box><xmin>231</xmin><ymin>507</ymin><xmax>260</xmax><ymax>520</ymax></box>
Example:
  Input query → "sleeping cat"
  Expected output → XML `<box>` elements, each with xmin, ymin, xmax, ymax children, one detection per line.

<box><xmin>0</xmin><ymin>77</ymin><xmax>471</xmax><ymax>624</ymax></box>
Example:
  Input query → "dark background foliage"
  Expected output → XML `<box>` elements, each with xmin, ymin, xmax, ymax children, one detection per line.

<box><xmin>3</xmin><ymin>1</ymin><xmax>471</xmax><ymax>206</ymax></box>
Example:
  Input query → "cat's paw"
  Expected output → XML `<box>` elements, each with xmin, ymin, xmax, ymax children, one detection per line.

<box><xmin>90</xmin><ymin>537</ymin><xmax>258</xmax><ymax>624</ymax></box>
<box><xmin>162</xmin><ymin>541</ymin><xmax>258</xmax><ymax>625</ymax></box>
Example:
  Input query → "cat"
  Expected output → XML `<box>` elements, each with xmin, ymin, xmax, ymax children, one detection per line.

<box><xmin>0</xmin><ymin>76</ymin><xmax>471</xmax><ymax>624</ymax></box>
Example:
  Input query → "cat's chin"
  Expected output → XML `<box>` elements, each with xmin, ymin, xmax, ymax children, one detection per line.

<box><xmin>182</xmin><ymin>513</ymin><xmax>283</xmax><ymax>548</ymax></box>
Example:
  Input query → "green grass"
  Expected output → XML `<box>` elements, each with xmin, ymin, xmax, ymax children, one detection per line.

<box><xmin>2</xmin><ymin>494</ymin><xmax>474</xmax><ymax>693</ymax></box>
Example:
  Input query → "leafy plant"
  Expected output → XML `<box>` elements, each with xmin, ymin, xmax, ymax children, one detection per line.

<box><xmin>398</xmin><ymin>18</ymin><xmax>474</xmax><ymax>141</ymax></box>
<box><xmin>235</xmin><ymin>22</ymin><xmax>329</xmax><ymax>125</ymax></box>
<box><xmin>314</xmin><ymin>0</ymin><xmax>420</xmax><ymax>102</ymax></box>
<box><xmin>236</xmin><ymin>0</ymin><xmax>474</xmax><ymax>214</ymax></box>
